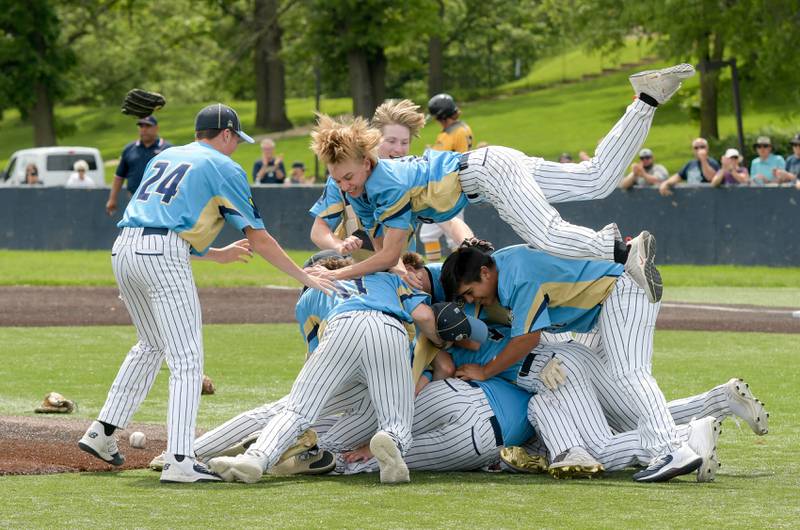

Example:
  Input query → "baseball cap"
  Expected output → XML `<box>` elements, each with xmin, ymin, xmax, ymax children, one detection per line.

<box><xmin>432</xmin><ymin>302</ymin><xmax>489</xmax><ymax>344</ymax></box>
<box><xmin>559</xmin><ymin>152</ymin><xmax>573</xmax><ymax>161</ymax></box>
<box><xmin>292</xmin><ymin>161</ymin><xmax>306</xmax><ymax>169</ymax></box>
<box><xmin>724</xmin><ymin>148</ymin><xmax>741</xmax><ymax>158</ymax></box>
<box><xmin>639</xmin><ymin>148</ymin><xmax>653</xmax><ymax>158</ymax></box>
<box><xmin>195</xmin><ymin>103</ymin><xmax>254</xmax><ymax>143</ymax></box>
<box><xmin>137</xmin><ymin>115</ymin><xmax>158</xmax><ymax>126</ymax></box>
<box><xmin>754</xmin><ymin>135</ymin><xmax>772</xmax><ymax>147</ymax></box>
<box><xmin>790</xmin><ymin>133</ymin><xmax>800</xmax><ymax>145</ymax></box>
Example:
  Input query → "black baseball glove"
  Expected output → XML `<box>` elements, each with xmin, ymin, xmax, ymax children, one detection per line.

<box><xmin>121</xmin><ymin>88</ymin><xmax>166</xmax><ymax>118</ymax></box>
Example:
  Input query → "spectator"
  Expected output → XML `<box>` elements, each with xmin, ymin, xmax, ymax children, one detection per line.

<box><xmin>749</xmin><ymin>136</ymin><xmax>785</xmax><ymax>185</ymax></box>
<box><xmin>252</xmin><ymin>138</ymin><xmax>285</xmax><ymax>184</ymax></box>
<box><xmin>287</xmin><ymin>161</ymin><xmax>312</xmax><ymax>185</ymax></box>
<box><xmin>659</xmin><ymin>137</ymin><xmax>720</xmax><ymax>196</ymax></box>
<box><xmin>578</xmin><ymin>150</ymin><xmax>591</xmax><ymax>162</ymax></box>
<box><xmin>66</xmin><ymin>159</ymin><xmax>96</xmax><ymax>188</ymax></box>
<box><xmin>24</xmin><ymin>163</ymin><xmax>42</xmax><ymax>185</ymax></box>
<box><xmin>558</xmin><ymin>152</ymin><xmax>573</xmax><ymax>163</ymax></box>
<box><xmin>773</xmin><ymin>133</ymin><xmax>800</xmax><ymax>184</ymax></box>
<box><xmin>710</xmin><ymin>148</ymin><xmax>750</xmax><ymax>187</ymax></box>
<box><xmin>106</xmin><ymin>115</ymin><xmax>171</xmax><ymax>215</ymax></box>
<box><xmin>620</xmin><ymin>148</ymin><xmax>669</xmax><ymax>189</ymax></box>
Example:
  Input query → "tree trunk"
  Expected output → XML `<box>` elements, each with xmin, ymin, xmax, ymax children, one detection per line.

<box><xmin>254</xmin><ymin>0</ymin><xmax>292</xmax><ymax>132</ymax></box>
<box><xmin>698</xmin><ymin>33</ymin><xmax>723</xmax><ymax>140</ymax></box>
<box><xmin>369</xmin><ymin>48</ymin><xmax>386</xmax><ymax>110</ymax></box>
<box><xmin>31</xmin><ymin>81</ymin><xmax>56</xmax><ymax>146</ymax></box>
<box><xmin>348</xmin><ymin>48</ymin><xmax>374</xmax><ymax>118</ymax></box>
<box><xmin>427</xmin><ymin>1</ymin><xmax>445</xmax><ymax>97</ymax></box>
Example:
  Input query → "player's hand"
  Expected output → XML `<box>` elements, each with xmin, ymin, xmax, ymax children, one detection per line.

<box><xmin>105</xmin><ymin>199</ymin><xmax>117</xmax><ymax>216</ymax></box>
<box><xmin>343</xmin><ymin>444</ymin><xmax>373</xmax><ymax>463</ymax></box>
<box><xmin>394</xmin><ymin>265</ymin><xmax>423</xmax><ymax>290</ymax></box>
<box><xmin>304</xmin><ymin>270</ymin><xmax>336</xmax><ymax>296</ymax></box>
<box><xmin>658</xmin><ymin>181</ymin><xmax>672</xmax><ymax>197</ymax></box>
<box><xmin>539</xmin><ymin>357</ymin><xmax>566</xmax><ymax>390</ymax></box>
<box><xmin>456</xmin><ymin>363</ymin><xmax>487</xmax><ymax>381</ymax></box>
<box><xmin>210</xmin><ymin>239</ymin><xmax>253</xmax><ymax>264</ymax></box>
<box><xmin>336</xmin><ymin>235</ymin><xmax>363</xmax><ymax>255</ymax></box>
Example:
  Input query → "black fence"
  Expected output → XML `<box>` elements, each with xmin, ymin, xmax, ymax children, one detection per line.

<box><xmin>1</xmin><ymin>186</ymin><xmax>798</xmax><ymax>266</ymax></box>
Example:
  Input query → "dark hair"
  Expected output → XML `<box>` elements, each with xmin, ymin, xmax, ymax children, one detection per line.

<box><xmin>441</xmin><ymin>246</ymin><xmax>495</xmax><ymax>301</ymax></box>
<box><xmin>402</xmin><ymin>251</ymin><xmax>425</xmax><ymax>270</ymax></box>
<box><xmin>195</xmin><ymin>128</ymin><xmax>226</xmax><ymax>140</ymax></box>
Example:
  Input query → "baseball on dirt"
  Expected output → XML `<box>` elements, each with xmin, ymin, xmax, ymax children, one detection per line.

<box><xmin>129</xmin><ymin>431</ymin><xmax>147</xmax><ymax>449</ymax></box>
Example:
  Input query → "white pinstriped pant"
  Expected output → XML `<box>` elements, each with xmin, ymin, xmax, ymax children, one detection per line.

<box><xmin>98</xmin><ymin>227</ymin><xmax>202</xmax><ymax>456</ymax></box>
<box><xmin>458</xmin><ymin>99</ymin><xmax>655</xmax><ymax>260</ymax></box>
<box><xmin>245</xmin><ymin>311</ymin><xmax>414</xmax><ymax>470</ymax></box>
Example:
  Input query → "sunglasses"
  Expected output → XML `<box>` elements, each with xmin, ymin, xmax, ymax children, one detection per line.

<box><xmin>640</xmin><ymin>156</ymin><xmax>652</xmax><ymax>160</ymax></box>
<box><xmin>692</xmin><ymin>145</ymin><xmax>707</xmax><ymax>150</ymax></box>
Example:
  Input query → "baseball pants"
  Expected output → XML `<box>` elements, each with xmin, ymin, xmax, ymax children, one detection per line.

<box><xmin>245</xmin><ymin>311</ymin><xmax>414</xmax><ymax>470</ymax></box>
<box><xmin>458</xmin><ymin>99</ymin><xmax>655</xmax><ymax>261</ymax></box>
<box><xmin>98</xmin><ymin>227</ymin><xmax>202</xmax><ymax>456</ymax></box>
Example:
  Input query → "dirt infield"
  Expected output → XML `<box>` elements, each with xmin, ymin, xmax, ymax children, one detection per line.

<box><xmin>1</xmin><ymin>286</ymin><xmax>798</xmax><ymax>333</ymax></box>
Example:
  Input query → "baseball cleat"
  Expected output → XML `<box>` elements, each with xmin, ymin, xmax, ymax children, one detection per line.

<box><xmin>160</xmin><ymin>454</ymin><xmax>222</xmax><ymax>483</ymax></box>
<box><xmin>215</xmin><ymin>430</ymin><xmax>262</xmax><ymax>458</ymax></box>
<box><xmin>269</xmin><ymin>448</ymin><xmax>336</xmax><ymax>476</ymax></box>
<box><xmin>208</xmin><ymin>453</ymin><xmax>264</xmax><ymax>484</ymax></box>
<box><xmin>625</xmin><ymin>231</ymin><xmax>663</xmax><ymax>303</ymax></box>
<box><xmin>548</xmin><ymin>447</ymin><xmax>604</xmax><ymax>479</ymax></box>
<box><xmin>370</xmin><ymin>431</ymin><xmax>410</xmax><ymax>484</ymax></box>
<box><xmin>686</xmin><ymin>416</ymin><xmax>723</xmax><ymax>483</ymax></box>
<box><xmin>277</xmin><ymin>429</ymin><xmax>319</xmax><ymax>465</ymax></box>
<box><xmin>724</xmin><ymin>378</ymin><xmax>769</xmax><ymax>435</ymax></box>
<box><xmin>629</xmin><ymin>63</ymin><xmax>695</xmax><ymax>105</ymax></box>
<box><xmin>499</xmin><ymin>446</ymin><xmax>548</xmax><ymax>474</ymax></box>
<box><xmin>633</xmin><ymin>444</ymin><xmax>702</xmax><ymax>483</ymax></box>
<box><xmin>78</xmin><ymin>421</ymin><xmax>125</xmax><ymax>466</ymax></box>
<box><xmin>149</xmin><ymin>451</ymin><xmax>166</xmax><ymax>471</ymax></box>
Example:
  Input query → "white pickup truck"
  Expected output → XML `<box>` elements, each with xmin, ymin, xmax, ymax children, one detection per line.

<box><xmin>1</xmin><ymin>146</ymin><xmax>105</xmax><ymax>186</ymax></box>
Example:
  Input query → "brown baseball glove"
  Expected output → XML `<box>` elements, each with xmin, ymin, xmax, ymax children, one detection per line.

<box><xmin>34</xmin><ymin>392</ymin><xmax>76</xmax><ymax>414</ymax></box>
<box><xmin>121</xmin><ymin>88</ymin><xmax>166</xmax><ymax>118</ymax></box>
<box><xmin>202</xmin><ymin>375</ymin><xmax>215</xmax><ymax>395</ymax></box>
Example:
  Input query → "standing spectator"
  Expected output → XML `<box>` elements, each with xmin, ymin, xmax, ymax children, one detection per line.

<box><xmin>750</xmin><ymin>136</ymin><xmax>785</xmax><ymax>185</ymax></box>
<box><xmin>286</xmin><ymin>161</ymin><xmax>312</xmax><ymax>185</ymax></box>
<box><xmin>659</xmin><ymin>138</ymin><xmax>720</xmax><ymax>196</ymax></box>
<box><xmin>24</xmin><ymin>163</ymin><xmax>42</xmax><ymax>185</ymax></box>
<box><xmin>106</xmin><ymin>116</ymin><xmax>171</xmax><ymax>215</ymax></box>
<box><xmin>773</xmin><ymin>133</ymin><xmax>800</xmax><ymax>184</ymax></box>
<box><xmin>711</xmin><ymin>148</ymin><xmax>750</xmax><ymax>187</ymax></box>
<box><xmin>252</xmin><ymin>138</ymin><xmax>285</xmax><ymax>184</ymax></box>
<box><xmin>66</xmin><ymin>159</ymin><xmax>97</xmax><ymax>188</ymax></box>
<box><xmin>620</xmin><ymin>148</ymin><xmax>669</xmax><ymax>189</ymax></box>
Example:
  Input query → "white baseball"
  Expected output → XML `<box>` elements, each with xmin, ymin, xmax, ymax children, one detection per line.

<box><xmin>129</xmin><ymin>431</ymin><xmax>147</xmax><ymax>449</ymax></box>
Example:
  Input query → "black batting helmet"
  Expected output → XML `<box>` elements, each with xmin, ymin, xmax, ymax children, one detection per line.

<box><xmin>427</xmin><ymin>93</ymin><xmax>458</xmax><ymax>120</ymax></box>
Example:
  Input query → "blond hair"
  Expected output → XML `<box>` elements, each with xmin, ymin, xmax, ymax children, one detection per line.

<box><xmin>372</xmin><ymin>99</ymin><xmax>426</xmax><ymax>138</ymax></box>
<box><xmin>310</xmin><ymin>114</ymin><xmax>381</xmax><ymax>166</ymax></box>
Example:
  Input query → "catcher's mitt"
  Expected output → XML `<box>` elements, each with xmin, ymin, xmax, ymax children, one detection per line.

<box><xmin>121</xmin><ymin>88</ymin><xmax>166</xmax><ymax>118</ymax></box>
<box><xmin>34</xmin><ymin>392</ymin><xmax>76</xmax><ymax>414</ymax></box>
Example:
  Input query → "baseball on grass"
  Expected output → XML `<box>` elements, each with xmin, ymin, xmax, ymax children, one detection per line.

<box><xmin>129</xmin><ymin>431</ymin><xmax>147</xmax><ymax>449</ymax></box>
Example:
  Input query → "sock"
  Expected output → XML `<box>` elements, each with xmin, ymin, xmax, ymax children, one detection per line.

<box><xmin>174</xmin><ymin>454</ymin><xmax>185</xmax><ymax>463</ymax></box>
<box><xmin>424</xmin><ymin>240</ymin><xmax>442</xmax><ymax>262</ymax></box>
<box><xmin>638</xmin><ymin>92</ymin><xmax>659</xmax><ymax>107</ymax></box>
<box><xmin>613</xmin><ymin>239</ymin><xmax>630</xmax><ymax>264</ymax></box>
<box><xmin>99</xmin><ymin>421</ymin><xmax>116</xmax><ymax>436</ymax></box>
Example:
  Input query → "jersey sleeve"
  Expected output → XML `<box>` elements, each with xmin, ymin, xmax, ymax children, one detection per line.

<box><xmin>398</xmin><ymin>283</ymin><xmax>431</xmax><ymax>315</ymax></box>
<box><xmin>677</xmin><ymin>161</ymin><xmax>691</xmax><ymax>180</ymax></box>
<box><xmin>509</xmin><ymin>278</ymin><xmax>551</xmax><ymax>337</ymax></box>
<box><xmin>371</xmin><ymin>174</ymin><xmax>414</xmax><ymax>230</ymax></box>
<box><xmin>308</xmin><ymin>178</ymin><xmax>345</xmax><ymax>230</ymax></box>
<box><xmin>451</xmin><ymin>128</ymin><xmax>471</xmax><ymax>153</ymax></box>
<box><xmin>217</xmin><ymin>163</ymin><xmax>266</xmax><ymax>231</ymax></box>
<box><xmin>115</xmin><ymin>145</ymin><xmax>131</xmax><ymax>179</ymax></box>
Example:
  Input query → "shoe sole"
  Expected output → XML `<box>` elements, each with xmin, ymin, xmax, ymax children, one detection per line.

<box><xmin>160</xmin><ymin>477</ymin><xmax>222</xmax><ymax>484</ymax></box>
<box><xmin>727</xmin><ymin>378</ymin><xmax>769</xmax><ymax>435</ymax></box>
<box><xmin>697</xmin><ymin>419</ymin><xmax>723</xmax><ymax>483</ymax></box>
<box><xmin>548</xmin><ymin>463</ymin><xmax>604</xmax><ymax>480</ymax></box>
<box><xmin>270</xmin><ymin>452</ymin><xmax>336</xmax><ymax>476</ymax></box>
<box><xmin>499</xmin><ymin>448</ymin><xmax>548</xmax><ymax>474</ymax></box>
<box><xmin>634</xmin><ymin>456</ymin><xmax>702</xmax><ymax>483</ymax></box>
<box><xmin>638</xmin><ymin>231</ymin><xmax>663</xmax><ymax>303</ymax></box>
<box><xmin>78</xmin><ymin>441</ymin><xmax>125</xmax><ymax>466</ymax></box>
<box><xmin>370</xmin><ymin>433</ymin><xmax>410</xmax><ymax>484</ymax></box>
<box><xmin>276</xmin><ymin>429</ymin><xmax>319</xmax><ymax>465</ymax></box>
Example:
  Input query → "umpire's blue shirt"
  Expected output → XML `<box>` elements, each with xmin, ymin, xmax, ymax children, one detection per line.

<box><xmin>116</xmin><ymin>137</ymin><xmax>172</xmax><ymax>194</ymax></box>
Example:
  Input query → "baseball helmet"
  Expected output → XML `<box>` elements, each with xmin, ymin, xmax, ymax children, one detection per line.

<box><xmin>431</xmin><ymin>302</ymin><xmax>488</xmax><ymax>344</ymax></box>
<box><xmin>427</xmin><ymin>93</ymin><xmax>458</xmax><ymax>120</ymax></box>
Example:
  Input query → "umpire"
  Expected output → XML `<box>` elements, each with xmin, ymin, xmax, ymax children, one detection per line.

<box><xmin>105</xmin><ymin>115</ymin><xmax>172</xmax><ymax>216</ymax></box>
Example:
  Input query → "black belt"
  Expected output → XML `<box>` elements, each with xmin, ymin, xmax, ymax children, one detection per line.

<box><xmin>142</xmin><ymin>227</ymin><xmax>168</xmax><ymax>236</ymax></box>
<box><xmin>466</xmin><ymin>380</ymin><xmax>504</xmax><ymax>447</ymax></box>
<box><xmin>518</xmin><ymin>353</ymin><xmax>536</xmax><ymax>377</ymax></box>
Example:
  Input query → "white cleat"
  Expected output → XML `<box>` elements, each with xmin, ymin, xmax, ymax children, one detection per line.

<box><xmin>208</xmin><ymin>453</ymin><xmax>264</xmax><ymax>484</ymax></box>
<box><xmin>686</xmin><ymin>416</ymin><xmax>723</xmax><ymax>483</ymax></box>
<box><xmin>629</xmin><ymin>63</ymin><xmax>696</xmax><ymax>105</ymax></box>
<box><xmin>160</xmin><ymin>453</ymin><xmax>221</xmax><ymax>483</ymax></box>
<box><xmin>548</xmin><ymin>446</ymin><xmax>604</xmax><ymax>479</ymax></box>
<box><xmin>370</xmin><ymin>431</ymin><xmax>409</xmax><ymax>484</ymax></box>
<box><xmin>724</xmin><ymin>378</ymin><xmax>769</xmax><ymax>435</ymax></box>
<box><xmin>624</xmin><ymin>230</ymin><xmax>663</xmax><ymax>303</ymax></box>
<box><xmin>78</xmin><ymin>421</ymin><xmax>125</xmax><ymax>466</ymax></box>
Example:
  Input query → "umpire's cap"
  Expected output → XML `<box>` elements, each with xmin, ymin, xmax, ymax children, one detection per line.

<box><xmin>427</xmin><ymin>93</ymin><xmax>458</xmax><ymax>120</ymax></box>
<box><xmin>431</xmin><ymin>302</ymin><xmax>488</xmax><ymax>344</ymax></box>
<box><xmin>195</xmin><ymin>103</ymin><xmax>254</xmax><ymax>143</ymax></box>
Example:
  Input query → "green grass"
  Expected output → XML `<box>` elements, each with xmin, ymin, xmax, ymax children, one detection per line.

<box><xmin>0</xmin><ymin>325</ymin><xmax>796</xmax><ymax>528</ymax></box>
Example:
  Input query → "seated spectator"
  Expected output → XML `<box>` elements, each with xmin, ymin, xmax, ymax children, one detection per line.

<box><xmin>659</xmin><ymin>137</ymin><xmax>720</xmax><ymax>196</ymax></box>
<box><xmin>620</xmin><ymin>148</ymin><xmax>669</xmax><ymax>189</ymax></box>
<box><xmin>252</xmin><ymin>138</ymin><xmax>285</xmax><ymax>184</ymax></box>
<box><xmin>65</xmin><ymin>159</ymin><xmax>96</xmax><ymax>188</ymax></box>
<box><xmin>749</xmin><ymin>136</ymin><xmax>785</xmax><ymax>186</ymax></box>
<box><xmin>710</xmin><ymin>148</ymin><xmax>750</xmax><ymax>187</ymax></box>
<box><xmin>558</xmin><ymin>152</ymin><xmax>573</xmax><ymax>163</ymax></box>
<box><xmin>774</xmin><ymin>133</ymin><xmax>800</xmax><ymax>184</ymax></box>
<box><xmin>287</xmin><ymin>161</ymin><xmax>312</xmax><ymax>185</ymax></box>
<box><xmin>24</xmin><ymin>163</ymin><xmax>42</xmax><ymax>185</ymax></box>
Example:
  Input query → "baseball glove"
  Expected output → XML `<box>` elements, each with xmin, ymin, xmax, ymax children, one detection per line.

<box><xmin>121</xmin><ymin>88</ymin><xmax>166</xmax><ymax>118</ymax></box>
<box><xmin>34</xmin><ymin>392</ymin><xmax>76</xmax><ymax>414</ymax></box>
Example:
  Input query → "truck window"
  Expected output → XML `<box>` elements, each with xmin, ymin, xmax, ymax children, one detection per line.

<box><xmin>46</xmin><ymin>154</ymin><xmax>98</xmax><ymax>171</ymax></box>
<box><xmin>4</xmin><ymin>157</ymin><xmax>17</xmax><ymax>182</ymax></box>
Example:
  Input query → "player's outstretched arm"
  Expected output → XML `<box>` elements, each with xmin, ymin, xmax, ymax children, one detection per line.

<box><xmin>193</xmin><ymin>239</ymin><xmax>253</xmax><ymax>264</ymax></box>
<box><xmin>411</xmin><ymin>303</ymin><xmax>446</xmax><ymax>347</ymax></box>
<box><xmin>326</xmin><ymin>226</ymin><xmax>407</xmax><ymax>280</ymax></box>
<box><xmin>456</xmin><ymin>331</ymin><xmax>541</xmax><ymax>381</ymax></box>
<box><xmin>245</xmin><ymin>227</ymin><xmax>334</xmax><ymax>295</ymax></box>
<box><xmin>438</xmin><ymin>217</ymin><xmax>474</xmax><ymax>245</ymax></box>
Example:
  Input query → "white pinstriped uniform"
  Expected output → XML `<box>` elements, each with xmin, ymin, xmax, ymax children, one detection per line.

<box><xmin>243</xmin><ymin>311</ymin><xmax>414</xmax><ymax>471</ymax></box>
<box><xmin>458</xmin><ymin>99</ymin><xmax>655</xmax><ymax>260</ymax></box>
<box><xmin>99</xmin><ymin>227</ymin><xmax>202</xmax><ymax>456</ymax></box>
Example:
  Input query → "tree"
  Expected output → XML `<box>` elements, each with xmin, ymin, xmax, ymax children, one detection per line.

<box><xmin>252</xmin><ymin>0</ymin><xmax>292</xmax><ymax>131</ymax></box>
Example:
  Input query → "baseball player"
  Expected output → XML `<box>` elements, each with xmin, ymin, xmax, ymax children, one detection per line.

<box><xmin>420</xmin><ymin>93</ymin><xmax>473</xmax><ymax>262</ymax></box>
<box><xmin>439</xmin><ymin>241</ymin><xmax>703</xmax><ymax>482</ymax></box>
<box><xmin>78</xmin><ymin>103</ymin><xmax>333</xmax><ymax>484</ymax></box>
<box><xmin>309</xmin><ymin>64</ymin><xmax>698</xmax><ymax>305</ymax></box>
<box><xmin>207</xmin><ymin>271</ymin><xmax>445</xmax><ymax>484</ymax></box>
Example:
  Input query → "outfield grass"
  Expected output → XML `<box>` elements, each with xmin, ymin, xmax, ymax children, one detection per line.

<box><xmin>0</xmin><ymin>325</ymin><xmax>796</xmax><ymax>528</ymax></box>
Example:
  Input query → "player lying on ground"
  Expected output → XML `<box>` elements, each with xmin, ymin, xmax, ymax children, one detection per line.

<box><xmin>77</xmin><ymin>103</ymin><xmax>333</xmax><ymax>484</ymax></box>
<box><xmin>309</xmin><ymin>64</ymin><xmax>698</xmax><ymax>303</ymax></box>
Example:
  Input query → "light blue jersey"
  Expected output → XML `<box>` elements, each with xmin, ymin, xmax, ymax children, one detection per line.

<box><xmin>119</xmin><ymin>142</ymin><xmax>264</xmax><ymax>255</ymax></box>
<box><xmin>494</xmin><ymin>245</ymin><xmax>623</xmax><ymax>337</ymax></box>
<box><xmin>474</xmin><ymin>378</ymin><xmax>535</xmax><ymax>446</ymax></box>
<box><xmin>449</xmin><ymin>323</ymin><xmax>521</xmax><ymax>382</ymax></box>
<box><xmin>295</xmin><ymin>287</ymin><xmax>338</xmax><ymax>354</ymax></box>
<box><xmin>424</xmin><ymin>262</ymin><xmax>446</xmax><ymax>304</ymax></box>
